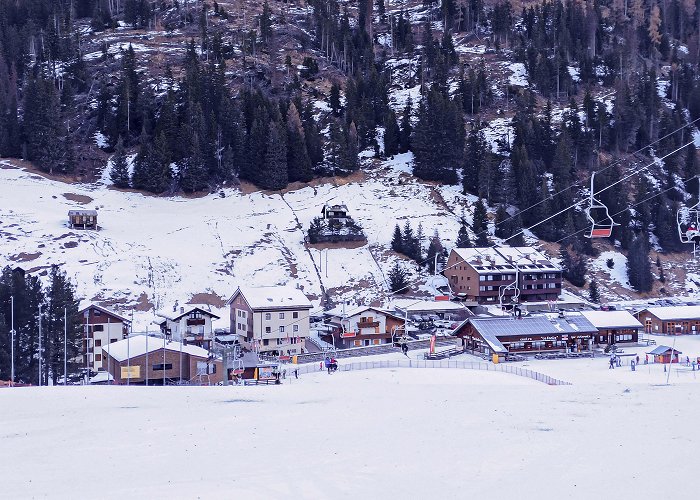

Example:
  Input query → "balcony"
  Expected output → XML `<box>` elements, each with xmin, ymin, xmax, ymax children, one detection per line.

<box><xmin>357</xmin><ymin>321</ymin><xmax>379</xmax><ymax>329</ymax></box>
<box><xmin>187</xmin><ymin>318</ymin><xmax>206</xmax><ymax>326</ymax></box>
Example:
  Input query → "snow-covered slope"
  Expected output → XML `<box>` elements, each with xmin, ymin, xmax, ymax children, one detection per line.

<box><xmin>0</xmin><ymin>157</ymin><xmax>473</xmax><ymax>328</ymax></box>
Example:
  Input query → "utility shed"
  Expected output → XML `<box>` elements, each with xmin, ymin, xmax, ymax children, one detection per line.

<box><xmin>68</xmin><ymin>209</ymin><xmax>98</xmax><ymax>229</ymax></box>
<box><xmin>648</xmin><ymin>345</ymin><xmax>681</xmax><ymax>364</ymax></box>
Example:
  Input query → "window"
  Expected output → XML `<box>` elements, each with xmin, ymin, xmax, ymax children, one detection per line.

<box><xmin>354</xmin><ymin>340</ymin><xmax>362</xmax><ymax>347</ymax></box>
<box><xmin>95</xmin><ymin>354</ymin><xmax>102</xmax><ymax>361</ymax></box>
<box><xmin>263</xmin><ymin>339</ymin><xmax>269</xmax><ymax>346</ymax></box>
<box><xmin>110</xmin><ymin>338</ymin><xmax>118</xmax><ymax>343</ymax></box>
<box><xmin>94</xmin><ymin>309</ymin><xmax>101</xmax><ymax>316</ymax></box>
<box><xmin>279</xmin><ymin>326</ymin><xmax>285</xmax><ymax>333</ymax></box>
<box><xmin>479</xmin><ymin>286</ymin><xmax>486</xmax><ymax>291</ymax></box>
<box><xmin>153</xmin><ymin>363</ymin><xmax>173</xmax><ymax>371</ymax></box>
<box><xmin>265</xmin><ymin>313</ymin><xmax>271</xmax><ymax>320</ymax></box>
<box><xmin>293</xmin><ymin>325</ymin><xmax>299</xmax><ymax>333</ymax></box>
<box><xmin>94</xmin><ymin>339</ymin><xmax>102</xmax><ymax>347</ymax></box>
<box><xmin>190</xmin><ymin>311</ymin><xmax>202</xmax><ymax>319</ymax></box>
<box><xmin>265</xmin><ymin>327</ymin><xmax>271</xmax><ymax>333</ymax></box>
<box><xmin>293</xmin><ymin>312</ymin><xmax>298</xmax><ymax>319</ymax></box>
<box><xmin>93</xmin><ymin>325</ymin><xmax>104</xmax><ymax>332</ymax></box>
<box><xmin>277</xmin><ymin>338</ymin><xmax>284</xmax><ymax>345</ymax></box>
<box><xmin>279</xmin><ymin>312</ymin><xmax>285</xmax><ymax>319</ymax></box>
<box><xmin>479</xmin><ymin>276</ymin><xmax>486</xmax><ymax>281</ymax></box>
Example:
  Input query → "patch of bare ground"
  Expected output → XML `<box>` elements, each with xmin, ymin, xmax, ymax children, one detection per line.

<box><xmin>0</xmin><ymin>158</ymin><xmax>82</xmax><ymax>183</ymax></box>
<box><xmin>10</xmin><ymin>252</ymin><xmax>41</xmax><ymax>262</ymax></box>
<box><xmin>63</xmin><ymin>193</ymin><xmax>94</xmax><ymax>204</ymax></box>
<box><xmin>134</xmin><ymin>292</ymin><xmax>154</xmax><ymax>312</ymax></box>
<box><xmin>188</xmin><ymin>292</ymin><xmax>226</xmax><ymax>308</ymax></box>
<box><xmin>306</xmin><ymin>240</ymin><xmax>367</xmax><ymax>250</ymax></box>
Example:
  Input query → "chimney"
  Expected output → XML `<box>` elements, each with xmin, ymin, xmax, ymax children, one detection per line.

<box><xmin>180</xmin><ymin>307</ymin><xmax>184</xmax><ymax>313</ymax></box>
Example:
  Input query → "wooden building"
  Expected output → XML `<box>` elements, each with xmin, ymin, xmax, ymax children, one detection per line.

<box><xmin>321</xmin><ymin>203</ymin><xmax>349</xmax><ymax>219</ymax></box>
<box><xmin>648</xmin><ymin>345</ymin><xmax>682</xmax><ymax>364</ymax></box>
<box><xmin>444</xmin><ymin>247</ymin><xmax>562</xmax><ymax>304</ymax></box>
<box><xmin>635</xmin><ymin>306</ymin><xmax>700</xmax><ymax>335</ymax></box>
<box><xmin>580</xmin><ymin>310</ymin><xmax>643</xmax><ymax>345</ymax></box>
<box><xmin>102</xmin><ymin>335</ymin><xmax>222</xmax><ymax>385</ymax></box>
<box><xmin>68</xmin><ymin>209</ymin><xmax>98</xmax><ymax>229</ymax></box>
<box><xmin>453</xmin><ymin>313</ymin><xmax>598</xmax><ymax>356</ymax></box>
<box><xmin>322</xmin><ymin>306</ymin><xmax>405</xmax><ymax>348</ymax></box>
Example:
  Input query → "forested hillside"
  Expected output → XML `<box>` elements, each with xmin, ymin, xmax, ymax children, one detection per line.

<box><xmin>2</xmin><ymin>0</ymin><xmax>700</xmax><ymax>299</ymax></box>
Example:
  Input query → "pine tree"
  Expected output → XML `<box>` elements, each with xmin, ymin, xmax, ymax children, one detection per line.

<box><xmin>179</xmin><ymin>133</ymin><xmax>208</xmax><ymax>193</ymax></box>
<box><xmin>259</xmin><ymin>0</ymin><xmax>273</xmax><ymax>45</ymax></box>
<box><xmin>388</xmin><ymin>262</ymin><xmax>410</xmax><ymax>293</ymax></box>
<box><xmin>261</xmin><ymin>122</ymin><xmax>288</xmax><ymax>190</ymax></box>
<box><xmin>383</xmin><ymin>109</ymin><xmax>400</xmax><ymax>157</ymax></box>
<box><xmin>109</xmin><ymin>136</ymin><xmax>131</xmax><ymax>188</ymax></box>
<box><xmin>44</xmin><ymin>265</ymin><xmax>81</xmax><ymax>385</ymax></box>
<box><xmin>391</xmin><ymin>224</ymin><xmax>403</xmax><ymax>253</ymax></box>
<box><xmin>329</xmin><ymin>83</ymin><xmax>342</xmax><ymax>116</ymax></box>
<box><xmin>628</xmin><ymin>234</ymin><xmax>653</xmax><ymax>292</ymax></box>
<box><xmin>589</xmin><ymin>280</ymin><xmax>600</xmax><ymax>303</ymax></box>
<box><xmin>472</xmin><ymin>198</ymin><xmax>489</xmax><ymax>247</ymax></box>
<box><xmin>426</xmin><ymin>230</ymin><xmax>445</xmax><ymax>273</ymax></box>
<box><xmin>399</xmin><ymin>99</ymin><xmax>412</xmax><ymax>153</ymax></box>
<box><xmin>402</xmin><ymin>221</ymin><xmax>416</xmax><ymax>259</ymax></box>
<box><xmin>286</xmin><ymin>103</ymin><xmax>313</xmax><ymax>182</ymax></box>
<box><xmin>456</xmin><ymin>223</ymin><xmax>471</xmax><ymax>248</ymax></box>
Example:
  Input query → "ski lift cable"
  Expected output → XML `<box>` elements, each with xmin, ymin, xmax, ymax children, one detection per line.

<box><xmin>554</xmin><ymin>174</ymin><xmax>700</xmax><ymax>245</ymax></box>
<box><xmin>502</xmin><ymin>140</ymin><xmax>696</xmax><ymax>244</ymax></box>
<box><xmin>471</xmin><ymin>116</ymin><xmax>700</xmax><ymax>242</ymax></box>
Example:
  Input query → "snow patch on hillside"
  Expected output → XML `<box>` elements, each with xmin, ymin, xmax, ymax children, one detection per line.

<box><xmin>590</xmin><ymin>251</ymin><xmax>630</xmax><ymax>289</ymax></box>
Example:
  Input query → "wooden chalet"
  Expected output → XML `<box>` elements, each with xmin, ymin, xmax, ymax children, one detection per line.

<box><xmin>636</xmin><ymin>306</ymin><xmax>700</xmax><ymax>335</ymax></box>
<box><xmin>321</xmin><ymin>203</ymin><xmax>349</xmax><ymax>219</ymax></box>
<box><xmin>322</xmin><ymin>306</ymin><xmax>404</xmax><ymax>348</ymax></box>
<box><xmin>68</xmin><ymin>209</ymin><xmax>98</xmax><ymax>229</ymax></box>
<box><xmin>580</xmin><ymin>310</ymin><xmax>643</xmax><ymax>345</ymax></box>
<box><xmin>453</xmin><ymin>313</ymin><xmax>598</xmax><ymax>356</ymax></box>
<box><xmin>647</xmin><ymin>345</ymin><xmax>681</xmax><ymax>364</ymax></box>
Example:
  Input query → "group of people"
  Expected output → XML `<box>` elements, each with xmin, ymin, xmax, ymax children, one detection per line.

<box><xmin>323</xmin><ymin>356</ymin><xmax>338</xmax><ymax>374</ymax></box>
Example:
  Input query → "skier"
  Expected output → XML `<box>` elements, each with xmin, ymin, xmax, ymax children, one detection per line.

<box><xmin>401</xmin><ymin>343</ymin><xmax>408</xmax><ymax>356</ymax></box>
<box><xmin>609</xmin><ymin>356</ymin><xmax>615</xmax><ymax>369</ymax></box>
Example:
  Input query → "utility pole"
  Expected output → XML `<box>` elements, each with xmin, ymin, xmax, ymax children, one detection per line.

<box><xmin>38</xmin><ymin>304</ymin><xmax>42</xmax><ymax>387</ymax></box>
<box><xmin>10</xmin><ymin>296</ymin><xmax>14</xmax><ymax>387</ymax></box>
<box><xmin>63</xmin><ymin>307</ymin><xmax>67</xmax><ymax>386</ymax></box>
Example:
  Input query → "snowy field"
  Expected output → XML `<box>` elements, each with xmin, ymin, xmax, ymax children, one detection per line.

<box><xmin>2</xmin><ymin>334</ymin><xmax>700</xmax><ymax>500</ymax></box>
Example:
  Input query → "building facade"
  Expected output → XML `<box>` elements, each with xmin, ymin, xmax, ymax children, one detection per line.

<box><xmin>156</xmin><ymin>306</ymin><xmax>220</xmax><ymax>349</ymax></box>
<box><xmin>102</xmin><ymin>336</ymin><xmax>222</xmax><ymax>385</ymax></box>
<box><xmin>580</xmin><ymin>310</ymin><xmax>642</xmax><ymax>345</ymax></box>
<box><xmin>453</xmin><ymin>313</ymin><xmax>598</xmax><ymax>356</ymax></box>
<box><xmin>322</xmin><ymin>306</ymin><xmax>404</xmax><ymax>348</ymax></box>
<box><xmin>444</xmin><ymin>247</ymin><xmax>562</xmax><ymax>304</ymax></box>
<box><xmin>80</xmin><ymin>304</ymin><xmax>130</xmax><ymax>372</ymax></box>
<box><xmin>227</xmin><ymin>286</ymin><xmax>313</xmax><ymax>356</ymax></box>
<box><xmin>636</xmin><ymin>306</ymin><xmax>700</xmax><ymax>335</ymax></box>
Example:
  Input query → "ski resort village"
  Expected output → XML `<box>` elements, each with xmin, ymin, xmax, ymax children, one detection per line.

<box><xmin>4</xmin><ymin>0</ymin><xmax>700</xmax><ymax>497</ymax></box>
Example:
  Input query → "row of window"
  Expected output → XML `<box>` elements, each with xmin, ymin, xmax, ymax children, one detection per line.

<box><xmin>479</xmin><ymin>274</ymin><xmax>516</xmax><ymax>282</ymax></box>
<box><xmin>261</xmin><ymin>337</ymin><xmax>301</xmax><ymax>346</ymax></box>
<box><xmin>236</xmin><ymin>310</ymin><xmax>247</xmax><ymax>318</ymax></box>
<box><xmin>264</xmin><ymin>311</ymin><xmax>299</xmax><ymax>320</ymax></box>
<box><xmin>265</xmin><ymin>325</ymin><xmax>299</xmax><ymax>334</ymax></box>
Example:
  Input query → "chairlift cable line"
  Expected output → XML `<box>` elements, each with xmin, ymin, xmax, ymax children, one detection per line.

<box><xmin>471</xmin><ymin>116</ymin><xmax>700</xmax><ymax>241</ymax></box>
<box><xmin>502</xmin><ymin>140</ymin><xmax>696</xmax><ymax>244</ymax></box>
<box><xmin>554</xmin><ymin>174</ymin><xmax>700</xmax><ymax>245</ymax></box>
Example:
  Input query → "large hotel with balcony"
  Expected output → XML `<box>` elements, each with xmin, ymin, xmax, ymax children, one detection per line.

<box><xmin>444</xmin><ymin>247</ymin><xmax>562</xmax><ymax>304</ymax></box>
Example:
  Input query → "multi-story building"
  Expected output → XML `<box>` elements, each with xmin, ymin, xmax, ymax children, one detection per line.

<box><xmin>79</xmin><ymin>304</ymin><xmax>130</xmax><ymax>372</ymax></box>
<box><xmin>227</xmin><ymin>286</ymin><xmax>313</xmax><ymax>356</ymax></box>
<box><xmin>444</xmin><ymin>247</ymin><xmax>562</xmax><ymax>304</ymax></box>
<box><xmin>156</xmin><ymin>306</ymin><xmax>220</xmax><ymax>350</ymax></box>
<box><xmin>322</xmin><ymin>306</ymin><xmax>405</xmax><ymax>348</ymax></box>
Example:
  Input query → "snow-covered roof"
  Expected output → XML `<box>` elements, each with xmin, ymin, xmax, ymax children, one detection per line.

<box><xmin>640</xmin><ymin>306</ymin><xmax>700</xmax><ymax>321</ymax></box>
<box><xmin>228</xmin><ymin>286</ymin><xmax>312</xmax><ymax>310</ymax></box>
<box><xmin>648</xmin><ymin>345</ymin><xmax>682</xmax><ymax>355</ymax></box>
<box><xmin>580</xmin><ymin>310</ymin><xmax>643</xmax><ymax>329</ymax></box>
<box><xmin>102</xmin><ymin>335</ymin><xmax>211</xmax><ymax>362</ymax></box>
<box><xmin>324</xmin><ymin>305</ymin><xmax>402</xmax><ymax>320</ymax></box>
<box><xmin>79</xmin><ymin>304</ymin><xmax>130</xmax><ymax>323</ymax></box>
<box><xmin>466</xmin><ymin>313</ymin><xmax>598</xmax><ymax>338</ymax></box>
<box><xmin>451</xmin><ymin>247</ymin><xmax>559</xmax><ymax>274</ymax></box>
<box><xmin>391</xmin><ymin>299</ymin><xmax>468</xmax><ymax>313</ymax></box>
<box><xmin>156</xmin><ymin>306</ymin><xmax>221</xmax><ymax>322</ymax></box>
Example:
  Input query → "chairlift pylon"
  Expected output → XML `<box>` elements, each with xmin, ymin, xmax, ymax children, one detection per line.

<box><xmin>677</xmin><ymin>177</ymin><xmax>700</xmax><ymax>257</ymax></box>
<box><xmin>585</xmin><ymin>172</ymin><xmax>619</xmax><ymax>238</ymax></box>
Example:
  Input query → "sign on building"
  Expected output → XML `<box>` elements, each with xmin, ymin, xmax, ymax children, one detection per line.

<box><xmin>121</xmin><ymin>366</ymin><xmax>140</xmax><ymax>379</ymax></box>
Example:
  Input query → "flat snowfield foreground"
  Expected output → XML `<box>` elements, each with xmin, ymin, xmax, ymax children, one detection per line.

<box><xmin>1</xmin><ymin>368</ymin><xmax>698</xmax><ymax>500</ymax></box>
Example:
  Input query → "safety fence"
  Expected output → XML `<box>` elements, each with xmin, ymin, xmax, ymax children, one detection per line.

<box><xmin>293</xmin><ymin>337</ymin><xmax>459</xmax><ymax>364</ymax></box>
<box><xmin>292</xmin><ymin>359</ymin><xmax>572</xmax><ymax>386</ymax></box>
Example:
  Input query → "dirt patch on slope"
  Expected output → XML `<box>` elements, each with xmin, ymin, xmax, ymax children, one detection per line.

<box><xmin>63</xmin><ymin>193</ymin><xmax>94</xmax><ymax>204</ymax></box>
<box><xmin>10</xmin><ymin>252</ymin><xmax>42</xmax><ymax>262</ymax></box>
<box><xmin>188</xmin><ymin>292</ymin><xmax>227</xmax><ymax>308</ymax></box>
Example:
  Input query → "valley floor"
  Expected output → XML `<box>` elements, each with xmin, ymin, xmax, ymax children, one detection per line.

<box><xmin>1</xmin><ymin>338</ymin><xmax>699</xmax><ymax>500</ymax></box>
